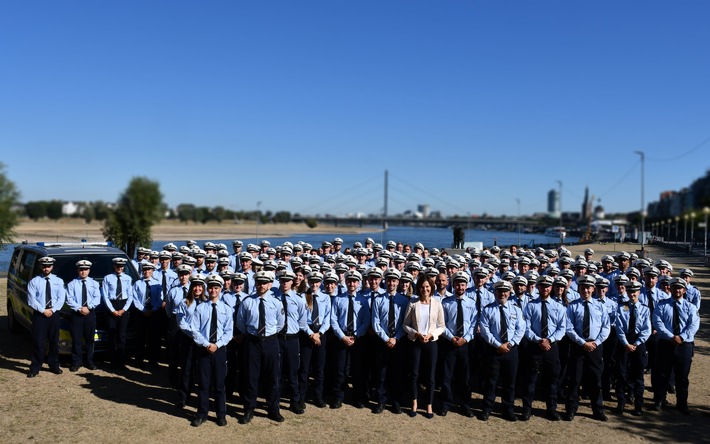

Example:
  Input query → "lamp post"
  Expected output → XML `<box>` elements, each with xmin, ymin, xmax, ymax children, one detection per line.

<box><xmin>556</xmin><ymin>180</ymin><xmax>563</xmax><ymax>245</ymax></box>
<box><xmin>255</xmin><ymin>201</ymin><xmax>262</xmax><ymax>244</ymax></box>
<box><xmin>660</xmin><ymin>221</ymin><xmax>665</xmax><ymax>241</ymax></box>
<box><xmin>634</xmin><ymin>150</ymin><xmax>645</xmax><ymax>249</ymax></box>
<box><xmin>690</xmin><ymin>212</ymin><xmax>696</xmax><ymax>249</ymax></box>
<box><xmin>667</xmin><ymin>218</ymin><xmax>672</xmax><ymax>241</ymax></box>
<box><xmin>683</xmin><ymin>214</ymin><xmax>688</xmax><ymax>244</ymax></box>
<box><xmin>675</xmin><ymin>216</ymin><xmax>680</xmax><ymax>243</ymax></box>
<box><xmin>516</xmin><ymin>198</ymin><xmax>521</xmax><ymax>246</ymax></box>
<box><xmin>703</xmin><ymin>207</ymin><xmax>709</xmax><ymax>257</ymax></box>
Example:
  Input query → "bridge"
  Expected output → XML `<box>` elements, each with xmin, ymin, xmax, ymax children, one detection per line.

<box><xmin>290</xmin><ymin>214</ymin><xmax>543</xmax><ymax>230</ymax></box>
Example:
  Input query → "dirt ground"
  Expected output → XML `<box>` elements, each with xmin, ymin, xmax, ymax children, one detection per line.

<box><xmin>1</xmin><ymin>243</ymin><xmax>709</xmax><ymax>443</ymax></box>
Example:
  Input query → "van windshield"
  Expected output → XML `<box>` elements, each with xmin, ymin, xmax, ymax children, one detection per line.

<box><xmin>51</xmin><ymin>254</ymin><xmax>140</xmax><ymax>284</ymax></box>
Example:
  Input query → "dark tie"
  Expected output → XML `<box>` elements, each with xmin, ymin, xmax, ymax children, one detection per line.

<box><xmin>162</xmin><ymin>272</ymin><xmax>167</xmax><ymax>296</ymax></box>
<box><xmin>476</xmin><ymin>289</ymin><xmax>481</xmax><ymax>314</ymax></box>
<box><xmin>346</xmin><ymin>295</ymin><xmax>355</xmax><ymax>335</ymax></box>
<box><xmin>258</xmin><ymin>298</ymin><xmax>266</xmax><ymax>337</ymax></box>
<box><xmin>582</xmin><ymin>300</ymin><xmax>591</xmax><ymax>340</ymax></box>
<box><xmin>116</xmin><ymin>275</ymin><xmax>123</xmax><ymax>300</ymax></box>
<box><xmin>456</xmin><ymin>298</ymin><xmax>464</xmax><ymax>337</ymax></box>
<box><xmin>145</xmin><ymin>280</ymin><xmax>152</xmax><ymax>310</ymax></box>
<box><xmin>45</xmin><ymin>277</ymin><xmax>52</xmax><ymax>309</ymax></box>
<box><xmin>673</xmin><ymin>301</ymin><xmax>681</xmax><ymax>336</ymax></box>
<box><xmin>541</xmin><ymin>300</ymin><xmax>549</xmax><ymax>339</ymax></box>
<box><xmin>370</xmin><ymin>292</ymin><xmax>376</xmax><ymax>314</ymax></box>
<box><xmin>183</xmin><ymin>286</ymin><xmax>188</xmax><ymax>299</ymax></box>
<box><xmin>499</xmin><ymin>305</ymin><xmax>508</xmax><ymax>343</ymax></box>
<box><xmin>81</xmin><ymin>279</ymin><xmax>87</xmax><ymax>307</ymax></box>
<box><xmin>210</xmin><ymin>303</ymin><xmax>218</xmax><ymax>343</ymax></box>
<box><xmin>282</xmin><ymin>294</ymin><xmax>289</xmax><ymax>334</ymax></box>
<box><xmin>627</xmin><ymin>303</ymin><xmax>637</xmax><ymax>343</ymax></box>
<box><xmin>388</xmin><ymin>295</ymin><xmax>396</xmax><ymax>337</ymax></box>
<box><xmin>311</xmin><ymin>296</ymin><xmax>320</xmax><ymax>331</ymax></box>
<box><xmin>648</xmin><ymin>291</ymin><xmax>655</xmax><ymax>316</ymax></box>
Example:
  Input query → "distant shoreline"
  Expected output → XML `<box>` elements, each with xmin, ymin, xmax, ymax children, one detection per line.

<box><xmin>12</xmin><ymin>219</ymin><xmax>382</xmax><ymax>244</ymax></box>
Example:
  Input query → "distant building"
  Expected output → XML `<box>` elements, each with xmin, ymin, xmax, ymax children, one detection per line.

<box><xmin>417</xmin><ymin>204</ymin><xmax>430</xmax><ymax>218</ymax></box>
<box><xmin>62</xmin><ymin>201</ymin><xmax>80</xmax><ymax>216</ymax></box>
<box><xmin>547</xmin><ymin>189</ymin><xmax>560</xmax><ymax>218</ymax></box>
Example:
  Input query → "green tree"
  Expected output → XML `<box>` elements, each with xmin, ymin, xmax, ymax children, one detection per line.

<box><xmin>46</xmin><ymin>200</ymin><xmax>64</xmax><ymax>220</ymax></box>
<box><xmin>93</xmin><ymin>201</ymin><xmax>110</xmax><ymax>221</ymax></box>
<box><xmin>103</xmin><ymin>177</ymin><xmax>164</xmax><ymax>256</ymax></box>
<box><xmin>177</xmin><ymin>203</ymin><xmax>196</xmax><ymax>224</ymax></box>
<box><xmin>25</xmin><ymin>200</ymin><xmax>48</xmax><ymax>221</ymax></box>
<box><xmin>0</xmin><ymin>163</ymin><xmax>20</xmax><ymax>247</ymax></box>
<box><xmin>83</xmin><ymin>203</ymin><xmax>95</xmax><ymax>223</ymax></box>
<box><xmin>212</xmin><ymin>206</ymin><xmax>226</xmax><ymax>223</ymax></box>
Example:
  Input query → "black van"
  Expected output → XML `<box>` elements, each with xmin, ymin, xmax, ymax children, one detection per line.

<box><xmin>6</xmin><ymin>242</ymin><xmax>139</xmax><ymax>355</ymax></box>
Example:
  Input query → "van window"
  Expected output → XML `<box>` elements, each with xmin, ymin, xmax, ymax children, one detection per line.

<box><xmin>52</xmin><ymin>255</ymin><xmax>140</xmax><ymax>284</ymax></box>
<box><xmin>19</xmin><ymin>251</ymin><xmax>37</xmax><ymax>282</ymax></box>
<box><xmin>9</xmin><ymin>249</ymin><xmax>21</xmax><ymax>278</ymax></box>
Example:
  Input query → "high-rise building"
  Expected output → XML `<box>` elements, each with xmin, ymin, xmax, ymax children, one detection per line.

<box><xmin>548</xmin><ymin>189</ymin><xmax>560</xmax><ymax>218</ymax></box>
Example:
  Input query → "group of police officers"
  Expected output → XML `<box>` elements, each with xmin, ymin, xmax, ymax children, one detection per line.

<box><xmin>27</xmin><ymin>237</ymin><xmax>701</xmax><ymax>427</ymax></box>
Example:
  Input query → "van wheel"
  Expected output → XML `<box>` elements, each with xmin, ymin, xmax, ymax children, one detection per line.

<box><xmin>7</xmin><ymin>301</ymin><xmax>21</xmax><ymax>334</ymax></box>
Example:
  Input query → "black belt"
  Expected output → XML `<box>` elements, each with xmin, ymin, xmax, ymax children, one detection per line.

<box><xmin>248</xmin><ymin>334</ymin><xmax>277</xmax><ymax>342</ymax></box>
<box><xmin>281</xmin><ymin>333</ymin><xmax>299</xmax><ymax>339</ymax></box>
<box><xmin>112</xmin><ymin>299</ymin><xmax>127</xmax><ymax>309</ymax></box>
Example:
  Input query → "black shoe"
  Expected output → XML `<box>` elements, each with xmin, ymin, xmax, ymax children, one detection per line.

<box><xmin>190</xmin><ymin>417</ymin><xmax>206</xmax><ymax>427</ymax></box>
<box><xmin>330</xmin><ymin>400</ymin><xmax>342</xmax><ymax>409</ymax></box>
<box><xmin>268</xmin><ymin>412</ymin><xmax>285</xmax><ymax>423</ymax></box>
<box><xmin>27</xmin><ymin>371</ymin><xmax>38</xmax><ymax>378</ymax></box>
<box><xmin>239</xmin><ymin>410</ymin><xmax>254</xmax><ymax>424</ymax></box>
<box><xmin>462</xmin><ymin>406</ymin><xmax>475</xmax><ymax>418</ymax></box>
<box><xmin>314</xmin><ymin>399</ymin><xmax>327</xmax><ymax>408</ymax></box>
<box><xmin>49</xmin><ymin>367</ymin><xmax>63</xmax><ymax>375</ymax></box>
<box><xmin>678</xmin><ymin>406</ymin><xmax>690</xmax><ymax>415</ymax></box>
<box><xmin>520</xmin><ymin>410</ymin><xmax>531</xmax><ymax>421</ymax></box>
<box><xmin>424</xmin><ymin>412</ymin><xmax>434</xmax><ymax>419</ymax></box>
<box><xmin>69</xmin><ymin>365</ymin><xmax>80</xmax><ymax>372</ymax></box>
<box><xmin>86</xmin><ymin>363</ymin><xmax>97</xmax><ymax>370</ymax></box>
<box><xmin>407</xmin><ymin>410</ymin><xmax>417</xmax><ymax>418</ymax></box>
<box><xmin>546</xmin><ymin>411</ymin><xmax>561</xmax><ymax>421</ymax></box>
<box><xmin>391</xmin><ymin>403</ymin><xmax>402</xmax><ymax>414</ymax></box>
<box><xmin>630</xmin><ymin>408</ymin><xmax>642</xmax><ymax>417</ymax></box>
<box><xmin>592</xmin><ymin>411</ymin><xmax>608</xmax><ymax>422</ymax></box>
<box><xmin>177</xmin><ymin>399</ymin><xmax>186</xmax><ymax>409</ymax></box>
<box><xmin>649</xmin><ymin>402</ymin><xmax>664</xmax><ymax>412</ymax></box>
<box><xmin>563</xmin><ymin>411</ymin><xmax>575</xmax><ymax>421</ymax></box>
<box><xmin>290</xmin><ymin>403</ymin><xmax>305</xmax><ymax>415</ymax></box>
<box><xmin>354</xmin><ymin>402</ymin><xmax>366</xmax><ymax>409</ymax></box>
<box><xmin>616</xmin><ymin>404</ymin><xmax>625</xmax><ymax>415</ymax></box>
<box><xmin>478</xmin><ymin>410</ymin><xmax>490</xmax><ymax>421</ymax></box>
<box><xmin>438</xmin><ymin>408</ymin><xmax>448</xmax><ymax>417</ymax></box>
<box><xmin>502</xmin><ymin>411</ymin><xmax>517</xmax><ymax>422</ymax></box>
<box><xmin>372</xmin><ymin>403</ymin><xmax>384</xmax><ymax>414</ymax></box>
<box><xmin>667</xmin><ymin>385</ymin><xmax>676</xmax><ymax>394</ymax></box>
<box><xmin>217</xmin><ymin>417</ymin><xmax>228</xmax><ymax>427</ymax></box>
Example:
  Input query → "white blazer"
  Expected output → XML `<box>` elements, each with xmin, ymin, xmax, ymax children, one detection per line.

<box><xmin>403</xmin><ymin>298</ymin><xmax>446</xmax><ymax>341</ymax></box>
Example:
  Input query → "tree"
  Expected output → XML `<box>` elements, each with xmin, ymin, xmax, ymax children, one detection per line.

<box><xmin>46</xmin><ymin>200</ymin><xmax>63</xmax><ymax>221</ymax></box>
<box><xmin>103</xmin><ymin>177</ymin><xmax>164</xmax><ymax>256</ymax></box>
<box><xmin>93</xmin><ymin>201</ymin><xmax>110</xmax><ymax>221</ymax></box>
<box><xmin>0</xmin><ymin>163</ymin><xmax>20</xmax><ymax>247</ymax></box>
<box><xmin>83</xmin><ymin>203</ymin><xmax>95</xmax><ymax>223</ymax></box>
<box><xmin>212</xmin><ymin>206</ymin><xmax>226</xmax><ymax>224</ymax></box>
<box><xmin>25</xmin><ymin>201</ymin><xmax>48</xmax><ymax>221</ymax></box>
<box><xmin>176</xmin><ymin>203</ymin><xmax>196</xmax><ymax>224</ymax></box>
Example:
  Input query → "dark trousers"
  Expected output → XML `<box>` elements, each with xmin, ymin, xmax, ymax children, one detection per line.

<box><xmin>30</xmin><ymin>311</ymin><xmax>59</xmax><ymax>373</ymax></box>
<box><xmin>299</xmin><ymin>332</ymin><xmax>327</xmax><ymax>403</ymax></box>
<box><xmin>374</xmin><ymin>338</ymin><xmax>405</xmax><ymax>406</ymax></box>
<box><xmin>482</xmin><ymin>345</ymin><xmax>519</xmax><ymax>414</ymax></box>
<box><xmin>523</xmin><ymin>342</ymin><xmax>560</xmax><ymax>412</ymax></box>
<box><xmin>557</xmin><ymin>336</ymin><xmax>572</xmax><ymax>400</ymax></box>
<box><xmin>279</xmin><ymin>335</ymin><xmax>301</xmax><ymax>403</ymax></box>
<box><xmin>107</xmin><ymin>301</ymin><xmax>129</xmax><ymax>367</ymax></box>
<box><xmin>469</xmin><ymin>335</ymin><xmax>485</xmax><ymax>393</ymax></box>
<box><xmin>196</xmin><ymin>346</ymin><xmax>227</xmax><ymax>420</ymax></box>
<box><xmin>324</xmin><ymin>330</ymin><xmax>339</xmax><ymax>396</ymax></box>
<box><xmin>243</xmin><ymin>335</ymin><xmax>281</xmax><ymax>414</ymax></box>
<box><xmin>646</xmin><ymin>332</ymin><xmax>659</xmax><ymax>371</ymax></box>
<box><xmin>178</xmin><ymin>331</ymin><xmax>196</xmax><ymax>404</ymax></box>
<box><xmin>615</xmin><ymin>342</ymin><xmax>647</xmax><ymax>409</ymax></box>
<box><xmin>565</xmin><ymin>343</ymin><xmax>604</xmax><ymax>414</ymax></box>
<box><xmin>601</xmin><ymin>331</ymin><xmax>617</xmax><ymax>398</ymax></box>
<box><xmin>134</xmin><ymin>309</ymin><xmax>161</xmax><ymax>365</ymax></box>
<box><xmin>225</xmin><ymin>340</ymin><xmax>239</xmax><ymax>398</ymax></box>
<box><xmin>70</xmin><ymin>310</ymin><xmax>96</xmax><ymax>367</ymax></box>
<box><xmin>167</xmin><ymin>316</ymin><xmax>181</xmax><ymax>386</ymax></box>
<box><xmin>653</xmin><ymin>340</ymin><xmax>693</xmax><ymax>408</ymax></box>
<box><xmin>440</xmin><ymin>340</ymin><xmax>471</xmax><ymax>409</ymax></box>
<box><xmin>409</xmin><ymin>340</ymin><xmax>438</xmax><ymax>406</ymax></box>
<box><xmin>333</xmin><ymin>337</ymin><xmax>368</xmax><ymax>404</ymax></box>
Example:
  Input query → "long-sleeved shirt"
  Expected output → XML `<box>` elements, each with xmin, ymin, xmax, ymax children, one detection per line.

<box><xmin>615</xmin><ymin>301</ymin><xmax>651</xmax><ymax>347</ymax></box>
<box><xmin>441</xmin><ymin>295</ymin><xmax>478</xmax><ymax>342</ymax></box>
<box><xmin>372</xmin><ymin>292</ymin><xmax>409</xmax><ymax>342</ymax></box>
<box><xmin>523</xmin><ymin>297</ymin><xmax>567</xmax><ymax>343</ymax></box>
<box><xmin>65</xmin><ymin>276</ymin><xmax>101</xmax><ymax>311</ymax></box>
<box><xmin>27</xmin><ymin>273</ymin><xmax>66</xmax><ymax>313</ymax></box>
<box><xmin>330</xmin><ymin>292</ymin><xmax>371</xmax><ymax>339</ymax></box>
<box><xmin>566</xmin><ymin>298</ymin><xmax>610</xmax><ymax>346</ymax></box>
<box><xmin>652</xmin><ymin>297</ymin><xmax>699</xmax><ymax>343</ymax></box>
<box><xmin>236</xmin><ymin>292</ymin><xmax>285</xmax><ymax>337</ymax></box>
<box><xmin>191</xmin><ymin>299</ymin><xmax>234</xmax><ymax>348</ymax></box>
<box><xmin>480</xmin><ymin>300</ymin><xmax>526</xmax><ymax>348</ymax></box>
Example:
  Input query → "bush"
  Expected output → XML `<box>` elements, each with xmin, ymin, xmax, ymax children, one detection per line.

<box><xmin>304</xmin><ymin>218</ymin><xmax>318</xmax><ymax>229</ymax></box>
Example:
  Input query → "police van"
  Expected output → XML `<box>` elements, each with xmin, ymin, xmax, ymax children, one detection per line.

<box><xmin>6</xmin><ymin>241</ymin><xmax>139</xmax><ymax>355</ymax></box>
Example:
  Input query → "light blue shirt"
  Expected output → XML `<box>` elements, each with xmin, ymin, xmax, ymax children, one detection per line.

<box><xmin>685</xmin><ymin>285</ymin><xmax>701</xmax><ymax>310</ymax></box>
<box><xmin>275</xmin><ymin>289</ymin><xmax>308</xmax><ymax>335</ymax></box>
<box><xmin>441</xmin><ymin>295</ymin><xmax>478</xmax><ymax>342</ymax></box>
<box><xmin>177</xmin><ymin>299</ymin><xmax>198</xmax><ymax>336</ymax></box>
<box><xmin>66</xmin><ymin>277</ymin><xmax>101</xmax><ymax>311</ymax></box>
<box><xmin>595</xmin><ymin>295</ymin><xmax>619</xmax><ymax>327</ymax></box>
<box><xmin>27</xmin><ymin>273</ymin><xmax>66</xmax><ymax>313</ymax></box>
<box><xmin>653</xmin><ymin>297</ymin><xmax>699</xmax><ymax>343</ymax></box>
<box><xmin>166</xmin><ymin>283</ymin><xmax>190</xmax><ymax>317</ymax></box>
<box><xmin>639</xmin><ymin>285</ymin><xmax>669</xmax><ymax>313</ymax></box>
<box><xmin>191</xmin><ymin>299</ymin><xmax>234</xmax><ymax>348</ymax></box>
<box><xmin>155</xmin><ymin>268</ymin><xmax>178</xmax><ymax>293</ymax></box>
<box><xmin>330</xmin><ymin>292</ymin><xmax>371</xmax><ymax>339</ymax></box>
<box><xmin>566</xmin><ymin>298</ymin><xmax>610</xmax><ymax>346</ymax></box>
<box><xmin>306</xmin><ymin>290</ymin><xmax>332</xmax><ymax>336</ymax></box>
<box><xmin>480</xmin><ymin>301</ymin><xmax>525</xmax><ymax>348</ymax></box>
<box><xmin>132</xmin><ymin>277</ymin><xmax>163</xmax><ymax>312</ymax></box>
<box><xmin>372</xmin><ymin>292</ymin><xmax>409</xmax><ymax>342</ymax></box>
<box><xmin>236</xmin><ymin>292</ymin><xmax>285</xmax><ymax>337</ymax></box>
<box><xmin>523</xmin><ymin>297</ymin><xmax>567</xmax><ymax>343</ymax></box>
<box><xmin>101</xmin><ymin>272</ymin><xmax>134</xmax><ymax>311</ymax></box>
<box><xmin>615</xmin><ymin>301</ymin><xmax>651</xmax><ymax>347</ymax></box>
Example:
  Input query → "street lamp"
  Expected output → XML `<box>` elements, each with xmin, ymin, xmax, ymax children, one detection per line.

<box><xmin>675</xmin><ymin>216</ymin><xmax>680</xmax><ymax>243</ymax></box>
<box><xmin>703</xmin><ymin>207</ymin><xmax>709</xmax><ymax>257</ymax></box>
<box><xmin>556</xmin><ymin>180</ymin><xmax>563</xmax><ymax>245</ymax></box>
<box><xmin>255</xmin><ymin>201</ymin><xmax>262</xmax><ymax>243</ymax></box>
<box><xmin>516</xmin><ymin>198</ymin><xmax>521</xmax><ymax>246</ymax></box>
<box><xmin>660</xmin><ymin>221</ymin><xmax>665</xmax><ymax>241</ymax></box>
<box><xmin>667</xmin><ymin>218</ymin><xmax>672</xmax><ymax>241</ymax></box>
<box><xmin>683</xmin><ymin>214</ymin><xmax>688</xmax><ymax>244</ymax></box>
<box><xmin>690</xmin><ymin>212</ymin><xmax>696</xmax><ymax>249</ymax></box>
<box><xmin>634</xmin><ymin>150</ymin><xmax>645</xmax><ymax>249</ymax></box>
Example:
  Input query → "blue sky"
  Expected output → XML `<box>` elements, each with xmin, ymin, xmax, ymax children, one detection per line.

<box><xmin>1</xmin><ymin>1</ymin><xmax>708</xmax><ymax>218</ymax></box>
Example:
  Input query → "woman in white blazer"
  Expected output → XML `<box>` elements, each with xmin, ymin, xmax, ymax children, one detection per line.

<box><xmin>403</xmin><ymin>276</ymin><xmax>446</xmax><ymax>418</ymax></box>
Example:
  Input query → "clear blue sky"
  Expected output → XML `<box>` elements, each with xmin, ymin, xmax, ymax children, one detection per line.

<box><xmin>2</xmin><ymin>1</ymin><xmax>708</xmax><ymax>218</ymax></box>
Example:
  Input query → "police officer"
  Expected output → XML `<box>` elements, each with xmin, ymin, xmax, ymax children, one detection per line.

<box><xmin>651</xmin><ymin>278</ymin><xmax>700</xmax><ymax>414</ymax></box>
<box><xmin>166</xmin><ymin>264</ymin><xmax>192</xmax><ymax>388</ymax></box>
<box><xmin>563</xmin><ymin>274</ymin><xmax>610</xmax><ymax>421</ymax></box>
<box><xmin>439</xmin><ymin>271</ymin><xmax>478</xmax><ymax>417</ymax></box>
<box><xmin>102</xmin><ymin>257</ymin><xmax>134</xmax><ymax>371</ymax></box>
<box><xmin>190</xmin><ymin>275</ymin><xmax>233</xmax><ymax>427</ymax></box>
<box><xmin>479</xmin><ymin>280</ymin><xmax>526</xmax><ymax>421</ymax></box>
<box><xmin>132</xmin><ymin>262</ymin><xmax>164</xmax><ymax>368</ymax></box>
<box><xmin>275</xmin><ymin>269</ymin><xmax>308</xmax><ymax>414</ymax></box>
<box><xmin>66</xmin><ymin>260</ymin><xmax>101</xmax><ymax>372</ymax></box>
<box><xmin>614</xmin><ymin>280</ymin><xmax>651</xmax><ymax>416</ymax></box>
<box><xmin>521</xmin><ymin>275</ymin><xmax>566</xmax><ymax>421</ymax></box>
<box><xmin>329</xmin><ymin>270</ymin><xmax>371</xmax><ymax>409</ymax></box>
<box><xmin>371</xmin><ymin>269</ymin><xmax>409</xmax><ymax>414</ymax></box>
<box><xmin>236</xmin><ymin>270</ymin><xmax>286</xmax><ymax>424</ymax></box>
<box><xmin>27</xmin><ymin>256</ymin><xmax>66</xmax><ymax>377</ymax></box>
